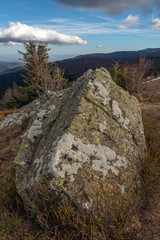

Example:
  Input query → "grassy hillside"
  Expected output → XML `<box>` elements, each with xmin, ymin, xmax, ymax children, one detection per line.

<box><xmin>0</xmin><ymin>77</ymin><xmax>160</xmax><ymax>239</ymax></box>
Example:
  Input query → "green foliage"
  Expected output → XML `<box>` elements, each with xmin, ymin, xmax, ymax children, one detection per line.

<box><xmin>110</xmin><ymin>60</ymin><xmax>126</xmax><ymax>88</ymax></box>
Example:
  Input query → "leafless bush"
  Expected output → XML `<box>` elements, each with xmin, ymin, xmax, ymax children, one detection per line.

<box><xmin>110</xmin><ymin>57</ymin><xmax>154</xmax><ymax>100</ymax></box>
<box><xmin>123</xmin><ymin>57</ymin><xmax>153</xmax><ymax>96</ymax></box>
<box><xmin>1</xmin><ymin>82</ymin><xmax>22</xmax><ymax>104</ymax></box>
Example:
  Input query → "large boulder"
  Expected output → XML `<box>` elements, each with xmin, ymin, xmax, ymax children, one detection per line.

<box><xmin>14</xmin><ymin>68</ymin><xmax>146</xmax><ymax>210</ymax></box>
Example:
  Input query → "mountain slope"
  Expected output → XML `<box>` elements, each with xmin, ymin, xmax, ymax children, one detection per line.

<box><xmin>1</xmin><ymin>47</ymin><xmax>160</xmax><ymax>99</ymax></box>
<box><xmin>74</xmin><ymin>48</ymin><xmax>160</xmax><ymax>60</ymax></box>
<box><xmin>0</xmin><ymin>61</ymin><xmax>21</xmax><ymax>73</ymax></box>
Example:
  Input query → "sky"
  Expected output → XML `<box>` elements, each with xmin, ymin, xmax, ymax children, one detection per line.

<box><xmin>0</xmin><ymin>0</ymin><xmax>160</xmax><ymax>61</ymax></box>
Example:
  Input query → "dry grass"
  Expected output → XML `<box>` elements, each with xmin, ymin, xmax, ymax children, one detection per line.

<box><xmin>135</xmin><ymin>106</ymin><xmax>160</xmax><ymax>240</ymax></box>
<box><xmin>0</xmin><ymin>114</ymin><xmax>159</xmax><ymax>240</ymax></box>
<box><xmin>0</xmin><ymin>117</ymin><xmax>31</xmax><ymax>177</ymax></box>
<box><xmin>7</xmin><ymin>182</ymin><xmax>139</xmax><ymax>240</ymax></box>
<box><xmin>0</xmin><ymin>80</ymin><xmax>160</xmax><ymax>239</ymax></box>
<box><xmin>0</xmin><ymin>115</ymin><xmax>37</xmax><ymax>239</ymax></box>
<box><xmin>0</xmin><ymin>165</ymin><xmax>140</xmax><ymax>240</ymax></box>
<box><xmin>142</xmin><ymin>79</ymin><xmax>160</xmax><ymax>103</ymax></box>
<box><xmin>0</xmin><ymin>109</ymin><xmax>18</xmax><ymax>122</ymax></box>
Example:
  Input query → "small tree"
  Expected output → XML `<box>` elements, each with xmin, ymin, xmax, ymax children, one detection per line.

<box><xmin>18</xmin><ymin>40</ymin><xmax>67</xmax><ymax>97</ymax></box>
<box><xmin>110</xmin><ymin>57</ymin><xmax>153</xmax><ymax>100</ymax></box>
<box><xmin>1</xmin><ymin>41</ymin><xmax>68</xmax><ymax>108</ymax></box>
<box><xmin>110</xmin><ymin>60</ymin><xmax>124</xmax><ymax>86</ymax></box>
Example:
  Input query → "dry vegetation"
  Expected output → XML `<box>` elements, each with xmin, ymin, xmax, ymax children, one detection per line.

<box><xmin>0</xmin><ymin>67</ymin><xmax>160</xmax><ymax>239</ymax></box>
<box><xmin>0</xmin><ymin>109</ymin><xmax>18</xmax><ymax>121</ymax></box>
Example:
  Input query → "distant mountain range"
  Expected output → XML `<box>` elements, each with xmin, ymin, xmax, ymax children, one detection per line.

<box><xmin>0</xmin><ymin>48</ymin><xmax>160</xmax><ymax>99</ymax></box>
<box><xmin>56</xmin><ymin>48</ymin><xmax>160</xmax><ymax>81</ymax></box>
<box><xmin>73</xmin><ymin>48</ymin><xmax>160</xmax><ymax>60</ymax></box>
<box><xmin>0</xmin><ymin>61</ymin><xmax>22</xmax><ymax>73</ymax></box>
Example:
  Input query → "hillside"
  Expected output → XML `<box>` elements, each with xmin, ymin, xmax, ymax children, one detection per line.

<box><xmin>1</xmin><ymin>47</ymin><xmax>160</xmax><ymax>99</ymax></box>
<box><xmin>0</xmin><ymin>69</ymin><xmax>24</xmax><ymax>98</ymax></box>
<box><xmin>0</xmin><ymin>61</ymin><xmax>21</xmax><ymax>73</ymax></box>
<box><xmin>74</xmin><ymin>48</ymin><xmax>160</xmax><ymax>60</ymax></box>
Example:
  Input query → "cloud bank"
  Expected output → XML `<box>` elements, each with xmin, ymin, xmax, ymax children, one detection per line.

<box><xmin>0</xmin><ymin>22</ymin><xmax>87</xmax><ymax>46</ymax></box>
<box><xmin>52</xmin><ymin>0</ymin><xmax>160</xmax><ymax>14</ymax></box>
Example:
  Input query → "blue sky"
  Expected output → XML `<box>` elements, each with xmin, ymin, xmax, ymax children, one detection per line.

<box><xmin>0</xmin><ymin>0</ymin><xmax>160</xmax><ymax>61</ymax></box>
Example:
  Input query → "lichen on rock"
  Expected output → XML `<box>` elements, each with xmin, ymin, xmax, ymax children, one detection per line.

<box><xmin>48</xmin><ymin>132</ymin><xmax>127</xmax><ymax>181</ymax></box>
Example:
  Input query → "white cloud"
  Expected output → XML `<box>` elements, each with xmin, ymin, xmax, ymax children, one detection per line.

<box><xmin>97</xmin><ymin>44</ymin><xmax>103</xmax><ymax>48</ymax></box>
<box><xmin>150</xmin><ymin>18</ymin><xmax>160</xmax><ymax>30</ymax></box>
<box><xmin>0</xmin><ymin>22</ymin><xmax>87</xmax><ymax>46</ymax></box>
<box><xmin>123</xmin><ymin>15</ymin><xmax>140</xmax><ymax>25</ymax></box>
<box><xmin>118</xmin><ymin>14</ymin><xmax>141</xmax><ymax>29</ymax></box>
